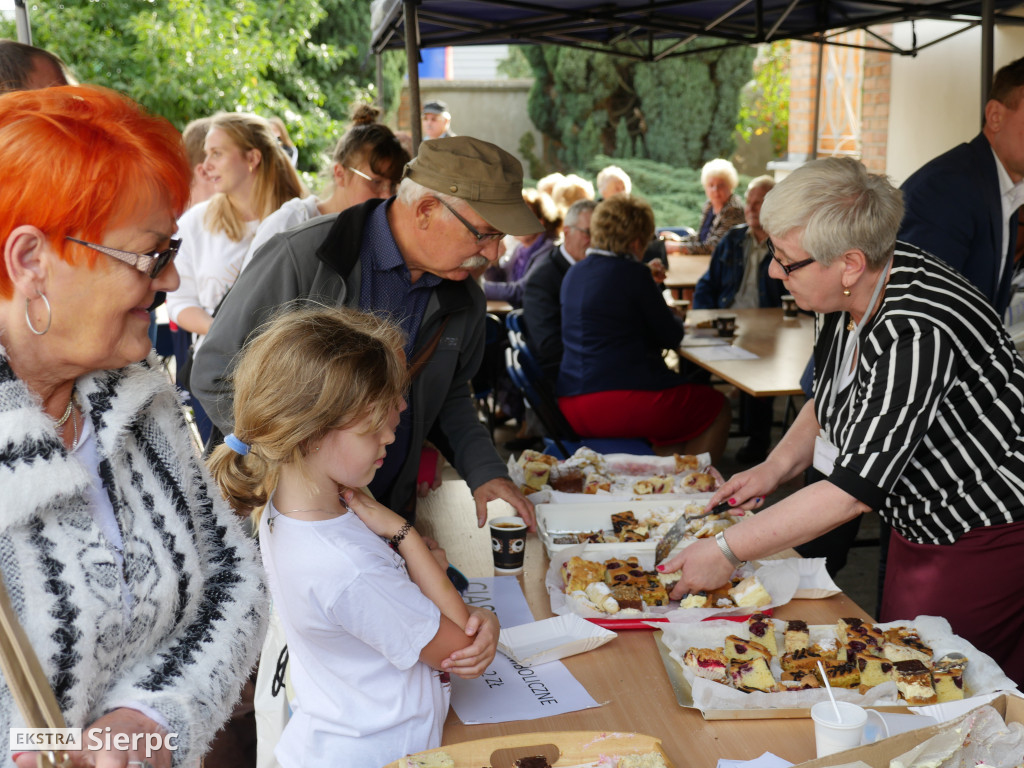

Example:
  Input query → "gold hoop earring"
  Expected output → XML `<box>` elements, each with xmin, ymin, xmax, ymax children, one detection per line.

<box><xmin>842</xmin><ymin>288</ymin><xmax>851</xmax><ymax>297</ymax></box>
<box><xmin>25</xmin><ymin>290</ymin><xmax>51</xmax><ymax>336</ymax></box>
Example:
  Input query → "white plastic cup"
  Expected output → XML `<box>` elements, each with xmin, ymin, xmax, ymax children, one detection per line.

<box><xmin>811</xmin><ymin>700</ymin><xmax>868</xmax><ymax>757</ymax></box>
<box><xmin>863</xmin><ymin>709</ymin><xmax>937</xmax><ymax>743</ymax></box>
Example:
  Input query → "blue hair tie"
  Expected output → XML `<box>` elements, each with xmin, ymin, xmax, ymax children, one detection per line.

<box><xmin>224</xmin><ymin>433</ymin><xmax>250</xmax><ymax>456</ymax></box>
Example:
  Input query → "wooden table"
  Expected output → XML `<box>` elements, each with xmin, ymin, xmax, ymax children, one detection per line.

<box><xmin>487</xmin><ymin>300</ymin><xmax>514</xmax><ymax>316</ymax></box>
<box><xmin>680</xmin><ymin>307</ymin><xmax>814</xmax><ymax>398</ymax></box>
<box><xmin>416</xmin><ymin>477</ymin><xmax>872</xmax><ymax>768</ymax></box>
<box><xmin>665</xmin><ymin>254</ymin><xmax>711</xmax><ymax>300</ymax></box>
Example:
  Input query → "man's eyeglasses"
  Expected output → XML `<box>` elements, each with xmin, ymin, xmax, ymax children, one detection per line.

<box><xmin>346</xmin><ymin>166</ymin><xmax>396</xmax><ymax>196</ymax></box>
<box><xmin>767</xmin><ymin>238</ymin><xmax>816</xmax><ymax>275</ymax></box>
<box><xmin>566</xmin><ymin>225</ymin><xmax>590</xmax><ymax>237</ymax></box>
<box><xmin>65</xmin><ymin>236</ymin><xmax>181</xmax><ymax>279</ymax></box>
<box><xmin>434</xmin><ymin>197</ymin><xmax>504</xmax><ymax>243</ymax></box>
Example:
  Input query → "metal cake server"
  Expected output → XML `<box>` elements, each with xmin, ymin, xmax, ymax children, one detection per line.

<box><xmin>654</xmin><ymin>501</ymin><xmax>732</xmax><ymax>565</ymax></box>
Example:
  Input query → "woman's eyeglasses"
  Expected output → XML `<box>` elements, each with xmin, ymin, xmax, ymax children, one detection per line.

<box><xmin>433</xmin><ymin>197</ymin><xmax>504</xmax><ymax>243</ymax></box>
<box><xmin>65</xmin><ymin>236</ymin><xmax>181</xmax><ymax>279</ymax></box>
<box><xmin>346</xmin><ymin>166</ymin><xmax>396</xmax><ymax>196</ymax></box>
<box><xmin>767</xmin><ymin>238</ymin><xmax>816</xmax><ymax>275</ymax></box>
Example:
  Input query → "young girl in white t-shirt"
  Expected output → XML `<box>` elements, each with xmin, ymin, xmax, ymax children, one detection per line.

<box><xmin>208</xmin><ymin>306</ymin><xmax>499</xmax><ymax>768</ymax></box>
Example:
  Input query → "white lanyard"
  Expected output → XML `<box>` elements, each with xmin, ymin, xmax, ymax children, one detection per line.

<box><xmin>814</xmin><ymin>257</ymin><xmax>891</xmax><ymax>476</ymax></box>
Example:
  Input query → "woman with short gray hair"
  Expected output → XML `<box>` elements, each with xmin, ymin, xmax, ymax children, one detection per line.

<box><xmin>662</xmin><ymin>156</ymin><xmax>1024</xmax><ymax>686</ymax></box>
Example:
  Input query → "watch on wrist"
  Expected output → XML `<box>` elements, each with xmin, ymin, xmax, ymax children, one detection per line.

<box><xmin>715</xmin><ymin>530</ymin><xmax>745</xmax><ymax>568</ymax></box>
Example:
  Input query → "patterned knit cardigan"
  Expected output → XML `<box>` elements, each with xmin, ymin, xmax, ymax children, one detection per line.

<box><xmin>0</xmin><ymin>348</ymin><xmax>268</xmax><ymax>765</ymax></box>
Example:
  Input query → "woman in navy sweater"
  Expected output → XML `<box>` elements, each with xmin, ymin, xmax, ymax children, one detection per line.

<box><xmin>557</xmin><ymin>195</ymin><xmax>731</xmax><ymax>460</ymax></box>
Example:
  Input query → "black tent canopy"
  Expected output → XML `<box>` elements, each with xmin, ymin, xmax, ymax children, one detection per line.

<box><xmin>371</xmin><ymin>0</ymin><xmax>1023</xmax><ymax>147</ymax></box>
<box><xmin>371</xmin><ymin>0</ymin><xmax>1023</xmax><ymax>60</ymax></box>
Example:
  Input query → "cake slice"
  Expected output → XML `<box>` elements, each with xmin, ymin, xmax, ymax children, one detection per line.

<box><xmin>610</xmin><ymin>583</ymin><xmax>644</xmax><ymax>611</ymax></box>
<box><xmin>648</xmin><ymin>475</ymin><xmax>674</xmax><ymax>494</ymax></box>
<box><xmin>856</xmin><ymin>651</ymin><xmax>894</xmax><ymax>692</ymax></box>
<box><xmin>583</xmin><ymin>474</ymin><xmax>611</xmax><ymax>494</ymax></box>
<box><xmin>636</xmin><ymin>575</ymin><xmax>670</xmax><ymax>606</ymax></box>
<box><xmin>683</xmin><ymin>647</ymin><xmax>729</xmax><ymax>683</ymax></box>
<box><xmin>618</xmin><ymin>753</ymin><xmax>669</xmax><ymax>768</ymax></box>
<box><xmin>610</xmin><ymin>510</ymin><xmax>638</xmax><ymax>534</ymax></box>
<box><xmin>522</xmin><ymin>460</ymin><xmax>551</xmax><ymax>490</ymax></box>
<box><xmin>729</xmin><ymin>576</ymin><xmax>771</xmax><ymax>608</ymax></box>
<box><xmin>781</xmin><ymin>670</ymin><xmax>821</xmax><ymax>689</ymax></box>
<box><xmin>785</xmin><ymin>620</ymin><xmax>810</xmax><ymax>653</ymax></box>
<box><xmin>603</xmin><ymin>558</ymin><xmax>635</xmax><ymax>584</ymax></box>
<box><xmin>747</xmin><ymin>613</ymin><xmax>778</xmax><ymax>657</ymax></box>
<box><xmin>584</xmin><ymin>581</ymin><xmax>619</xmax><ymax>614</ymax></box>
<box><xmin>674</xmin><ymin>453</ymin><xmax>700</xmax><ymax>472</ymax></box>
<box><xmin>619</xmin><ymin>527</ymin><xmax>650</xmax><ymax>542</ymax></box>
<box><xmin>724</xmin><ymin>634</ymin><xmax>772</xmax><ymax>662</ymax></box>
<box><xmin>894</xmin><ymin>659</ymin><xmax>937</xmax><ymax>704</ymax></box>
<box><xmin>517</xmin><ymin>449</ymin><xmax>558</xmax><ymax>467</ymax></box>
<box><xmin>681</xmin><ymin>472</ymin><xmax>716</xmax><ymax>492</ymax></box>
<box><xmin>780</xmin><ymin>647</ymin><xmax>827</xmax><ymax>673</ymax></box>
<box><xmin>819</xmin><ymin>660</ymin><xmax>860</xmax><ymax>689</ymax></box>
<box><xmin>679</xmin><ymin>591</ymin><xmax>709</xmax><ymax>608</ymax></box>
<box><xmin>838</xmin><ymin>617</ymin><xmax>885</xmax><ymax>654</ymax></box>
<box><xmin>933</xmin><ymin>653</ymin><xmax>968</xmax><ymax>703</ymax></box>
<box><xmin>729</xmin><ymin>657</ymin><xmax>777</xmax><ymax>693</ymax></box>
<box><xmin>883</xmin><ymin>627</ymin><xmax>933</xmax><ymax>665</ymax></box>
<box><xmin>562</xmin><ymin>556</ymin><xmax>605</xmax><ymax>592</ymax></box>
<box><xmin>707</xmin><ymin>583</ymin><xmax>735</xmax><ymax>608</ymax></box>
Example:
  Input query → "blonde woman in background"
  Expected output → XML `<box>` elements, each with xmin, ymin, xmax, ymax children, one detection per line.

<box><xmin>167</xmin><ymin>111</ymin><xmax>303</xmax><ymax>441</ymax></box>
<box><xmin>241</xmin><ymin>104</ymin><xmax>409</xmax><ymax>273</ymax></box>
<box><xmin>551</xmin><ymin>173</ymin><xmax>594</xmax><ymax>215</ymax></box>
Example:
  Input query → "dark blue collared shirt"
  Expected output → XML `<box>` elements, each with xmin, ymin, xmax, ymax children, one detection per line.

<box><xmin>360</xmin><ymin>201</ymin><xmax>442</xmax><ymax>507</ymax></box>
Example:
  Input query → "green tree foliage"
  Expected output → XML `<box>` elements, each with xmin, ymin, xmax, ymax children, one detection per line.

<box><xmin>736</xmin><ymin>42</ymin><xmax>790</xmax><ymax>158</ymax></box>
<box><xmin>518</xmin><ymin>42</ymin><xmax>755</xmax><ymax>172</ymax></box>
<box><xmin>2</xmin><ymin>0</ymin><xmax>404</xmax><ymax>177</ymax></box>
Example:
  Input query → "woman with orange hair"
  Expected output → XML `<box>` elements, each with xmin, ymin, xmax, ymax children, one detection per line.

<box><xmin>0</xmin><ymin>85</ymin><xmax>266</xmax><ymax>768</ymax></box>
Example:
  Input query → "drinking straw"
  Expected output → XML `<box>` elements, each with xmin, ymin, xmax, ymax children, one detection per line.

<box><xmin>817</xmin><ymin>659</ymin><xmax>843</xmax><ymax>721</ymax></box>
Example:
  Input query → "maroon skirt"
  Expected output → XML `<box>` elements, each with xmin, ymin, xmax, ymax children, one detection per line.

<box><xmin>880</xmin><ymin>520</ymin><xmax>1024</xmax><ymax>687</ymax></box>
<box><xmin>558</xmin><ymin>385</ymin><xmax>725</xmax><ymax>446</ymax></box>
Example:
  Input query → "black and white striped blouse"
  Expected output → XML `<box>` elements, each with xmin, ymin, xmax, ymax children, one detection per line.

<box><xmin>814</xmin><ymin>243</ymin><xmax>1024</xmax><ymax>545</ymax></box>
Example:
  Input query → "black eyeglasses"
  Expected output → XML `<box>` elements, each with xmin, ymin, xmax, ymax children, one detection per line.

<box><xmin>66</xmin><ymin>236</ymin><xmax>181</xmax><ymax>279</ymax></box>
<box><xmin>434</xmin><ymin>197</ymin><xmax>504</xmax><ymax>243</ymax></box>
<box><xmin>767</xmin><ymin>238</ymin><xmax>816</xmax><ymax>275</ymax></box>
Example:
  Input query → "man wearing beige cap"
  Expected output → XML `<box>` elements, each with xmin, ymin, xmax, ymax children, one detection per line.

<box><xmin>193</xmin><ymin>136</ymin><xmax>541</xmax><ymax>527</ymax></box>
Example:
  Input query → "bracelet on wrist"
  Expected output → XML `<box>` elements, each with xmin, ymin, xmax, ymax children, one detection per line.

<box><xmin>388</xmin><ymin>521</ymin><xmax>413</xmax><ymax>551</ymax></box>
<box><xmin>715</xmin><ymin>530</ymin><xmax>745</xmax><ymax>569</ymax></box>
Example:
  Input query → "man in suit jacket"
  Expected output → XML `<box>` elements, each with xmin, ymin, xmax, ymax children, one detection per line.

<box><xmin>900</xmin><ymin>56</ymin><xmax>1024</xmax><ymax>315</ymax></box>
<box><xmin>522</xmin><ymin>199</ymin><xmax>596</xmax><ymax>383</ymax></box>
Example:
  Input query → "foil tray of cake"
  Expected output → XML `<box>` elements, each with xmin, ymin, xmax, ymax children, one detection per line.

<box><xmin>545</xmin><ymin>544</ymin><xmax>806</xmax><ymax>626</ymax></box>
<box><xmin>654</xmin><ymin>615</ymin><xmax>1018</xmax><ymax>719</ymax></box>
<box><xmin>536</xmin><ymin>498</ymin><xmax>750</xmax><ymax>559</ymax></box>
<box><xmin>508</xmin><ymin>448</ymin><xmax>718</xmax><ymax>504</ymax></box>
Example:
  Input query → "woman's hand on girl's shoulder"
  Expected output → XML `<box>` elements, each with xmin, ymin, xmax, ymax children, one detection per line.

<box><xmin>442</xmin><ymin>606</ymin><xmax>499</xmax><ymax>679</ymax></box>
<box><xmin>341</xmin><ymin>488</ymin><xmax>407</xmax><ymax>540</ymax></box>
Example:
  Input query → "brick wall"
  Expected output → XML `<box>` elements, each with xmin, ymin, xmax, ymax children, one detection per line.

<box><xmin>860</xmin><ymin>27</ymin><xmax>893</xmax><ymax>173</ymax></box>
<box><xmin>787</xmin><ymin>41</ymin><xmax>821</xmax><ymax>162</ymax></box>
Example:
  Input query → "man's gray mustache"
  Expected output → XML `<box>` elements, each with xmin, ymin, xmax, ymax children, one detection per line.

<box><xmin>459</xmin><ymin>255</ymin><xmax>490</xmax><ymax>270</ymax></box>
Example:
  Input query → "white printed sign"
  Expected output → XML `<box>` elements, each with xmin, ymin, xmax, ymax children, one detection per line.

<box><xmin>450</xmin><ymin>577</ymin><xmax>602</xmax><ymax>724</ymax></box>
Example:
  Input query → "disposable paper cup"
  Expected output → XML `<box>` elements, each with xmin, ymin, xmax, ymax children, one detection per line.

<box><xmin>782</xmin><ymin>294</ymin><xmax>799</xmax><ymax>317</ymax></box>
<box><xmin>863</xmin><ymin>709</ymin><xmax>937</xmax><ymax>744</ymax></box>
<box><xmin>714</xmin><ymin>314</ymin><xmax>737</xmax><ymax>337</ymax></box>
<box><xmin>811</xmin><ymin>700</ymin><xmax>867</xmax><ymax>757</ymax></box>
<box><xmin>490</xmin><ymin>516</ymin><xmax>527</xmax><ymax>573</ymax></box>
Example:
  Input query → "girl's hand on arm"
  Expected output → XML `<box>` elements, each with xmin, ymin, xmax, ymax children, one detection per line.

<box><xmin>340</xmin><ymin>488</ymin><xmax>407</xmax><ymax>540</ymax></box>
<box><xmin>442</xmin><ymin>606</ymin><xmax>499</xmax><ymax>679</ymax></box>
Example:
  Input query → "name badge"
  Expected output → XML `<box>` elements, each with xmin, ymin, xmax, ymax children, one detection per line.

<box><xmin>813</xmin><ymin>432</ymin><xmax>839</xmax><ymax>476</ymax></box>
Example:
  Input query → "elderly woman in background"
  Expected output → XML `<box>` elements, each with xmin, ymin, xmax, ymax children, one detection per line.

<box><xmin>0</xmin><ymin>86</ymin><xmax>266</xmax><ymax>767</ymax></box>
<box><xmin>557</xmin><ymin>195</ymin><xmax>731</xmax><ymax>461</ymax></box>
<box><xmin>665</xmin><ymin>158</ymin><xmax>744</xmax><ymax>255</ymax></box>
<box><xmin>663</xmin><ymin>157</ymin><xmax>1024</xmax><ymax>685</ymax></box>
<box><xmin>483</xmin><ymin>189</ymin><xmax>562</xmax><ymax>308</ymax></box>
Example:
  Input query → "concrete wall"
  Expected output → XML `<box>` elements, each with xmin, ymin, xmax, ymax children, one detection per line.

<box><xmin>886</xmin><ymin>21</ymin><xmax>1024</xmax><ymax>184</ymax></box>
<box><xmin>399</xmin><ymin>79</ymin><xmax>540</xmax><ymax>175</ymax></box>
